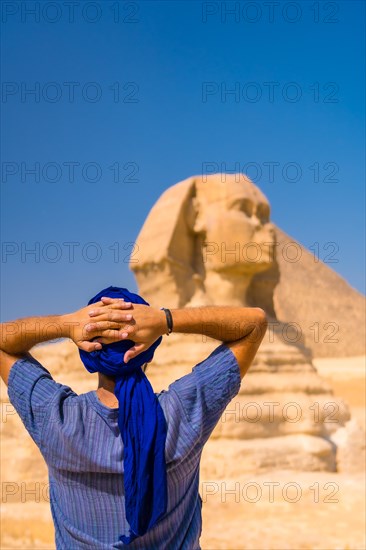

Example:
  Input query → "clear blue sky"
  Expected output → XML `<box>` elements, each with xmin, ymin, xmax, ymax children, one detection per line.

<box><xmin>1</xmin><ymin>0</ymin><xmax>365</xmax><ymax>321</ymax></box>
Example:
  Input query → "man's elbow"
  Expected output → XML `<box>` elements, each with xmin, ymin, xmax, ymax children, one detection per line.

<box><xmin>253</xmin><ymin>308</ymin><xmax>268</xmax><ymax>339</ymax></box>
<box><xmin>253</xmin><ymin>307</ymin><xmax>268</xmax><ymax>324</ymax></box>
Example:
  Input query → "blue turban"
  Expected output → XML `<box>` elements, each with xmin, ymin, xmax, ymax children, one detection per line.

<box><xmin>79</xmin><ymin>286</ymin><xmax>167</xmax><ymax>544</ymax></box>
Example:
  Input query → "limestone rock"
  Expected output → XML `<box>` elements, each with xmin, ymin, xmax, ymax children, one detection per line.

<box><xmin>330</xmin><ymin>419</ymin><xmax>366</xmax><ymax>473</ymax></box>
<box><xmin>201</xmin><ymin>434</ymin><xmax>337</xmax><ymax>477</ymax></box>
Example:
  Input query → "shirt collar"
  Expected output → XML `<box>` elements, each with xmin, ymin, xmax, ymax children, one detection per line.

<box><xmin>85</xmin><ymin>390</ymin><xmax>119</xmax><ymax>419</ymax></box>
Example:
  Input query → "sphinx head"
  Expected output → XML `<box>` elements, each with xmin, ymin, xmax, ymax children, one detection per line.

<box><xmin>131</xmin><ymin>173</ymin><xmax>276</xmax><ymax>307</ymax></box>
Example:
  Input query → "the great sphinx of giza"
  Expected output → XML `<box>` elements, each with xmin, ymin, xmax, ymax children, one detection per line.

<box><xmin>130</xmin><ymin>173</ymin><xmax>365</xmax><ymax>475</ymax></box>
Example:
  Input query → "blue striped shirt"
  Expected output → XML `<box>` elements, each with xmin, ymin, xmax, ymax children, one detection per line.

<box><xmin>7</xmin><ymin>343</ymin><xmax>241</xmax><ymax>549</ymax></box>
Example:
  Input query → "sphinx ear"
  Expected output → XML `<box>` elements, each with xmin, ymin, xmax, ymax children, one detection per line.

<box><xmin>130</xmin><ymin>176</ymin><xmax>202</xmax><ymax>308</ymax></box>
<box><xmin>189</xmin><ymin>195</ymin><xmax>206</xmax><ymax>235</ymax></box>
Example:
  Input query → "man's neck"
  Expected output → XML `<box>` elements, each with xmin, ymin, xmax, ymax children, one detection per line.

<box><xmin>96</xmin><ymin>363</ymin><xmax>149</xmax><ymax>407</ymax></box>
<box><xmin>97</xmin><ymin>374</ymin><xmax>118</xmax><ymax>407</ymax></box>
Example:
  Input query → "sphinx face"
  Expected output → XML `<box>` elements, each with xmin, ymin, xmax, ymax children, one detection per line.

<box><xmin>198</xmin><ymin>179</ymin><xmax>276</xmax><ymax>275</ymax></box>
<box><xmin>130</xmin><ymin>173</ymin><xmax>276</xmax><ymax>308</ymax></box>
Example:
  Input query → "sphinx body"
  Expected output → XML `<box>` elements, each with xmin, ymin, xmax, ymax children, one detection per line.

<box><xmin>129</xmin><ymin>173</ymin><xmax>365</xmax><ymax>474</ymax></box>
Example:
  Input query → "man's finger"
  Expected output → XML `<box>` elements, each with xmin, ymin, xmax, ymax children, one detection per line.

<box><xmin>103</xmin><ymin>311</ymin><xmax>134</xmax><ymax>323</ymax></box>
<box><xmin>124</xmin><ymin>343</ymin><xmax>148</xmax><ymax>363</ymax></box>
<box><xmin>102</xmin><ymin>302</ymin><xmax>133</xmax><ymax>310</ymax></box>
<box><xmin>91</xmin><ymin>301</ymin><xmax>104</xmax><ymax>308</ymax></box>
<box><xmin>87</xmin><ymin>313</ymin><xmax>134</xmax><ymax>327</ymax></box>
<box><xmin>78</xmin><ymin>340</ymin><xmax>102</xmax><ymax>352</ymax></box>
<box><xmin>85</xmin><ymin>321</ymin><xmax>129</xmax><ymax>333</ymax></box>
<box><xmin>94</xmin><ymin>329</ymin><xmax>131</xmax><ymax>342</ymax></box>
<box><xmin>100</xmin><ymin>297</ymin><xmax>126</xmax><ymax>304</ymax></box>
<box><xmin>89</xmin><ymin>303</ymin><xmax>133</xmax><ymax>317</ymax></box>
<box><xmin>100</xmin><ymin>298</ymin><xmax>133</xmax><ymax>309</ymax></box>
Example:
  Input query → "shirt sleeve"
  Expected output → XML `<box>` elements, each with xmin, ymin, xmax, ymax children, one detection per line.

<box><xmin>7</xmin><ymin>354</ymin><xmax>73</xmax><ymax>448</ymax></box>
<box><xmin>166</xmin><ymin>342</ymin><xmax>241</xmax><ymax>445</ymax></box>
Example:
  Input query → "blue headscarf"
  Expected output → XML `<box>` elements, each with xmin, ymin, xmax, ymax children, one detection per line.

<box><xmin>79</xmin><ymin>286</ymin><xmax>167</xmax><ymax>544</ymax></box>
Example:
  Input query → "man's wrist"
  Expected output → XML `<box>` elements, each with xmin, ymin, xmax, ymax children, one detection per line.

<box><xmin>159</xmin><ymin>308</ymin><xmax>174</xmax><ymax>335</ymax></box>
<box><xmin>157</xmin><ymin>308</ymin><xmax>170</xmax><ymax>336</ymax></box>
<box><xmin>61</xmin><ymin>313</ymin><xmax>79</xmax><ymax>340</ymax></box>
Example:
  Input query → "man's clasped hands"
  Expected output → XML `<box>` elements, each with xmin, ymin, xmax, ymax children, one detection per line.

<box><xmin>63</xmin><ymin>297</ymin><xmax>167</xmax><ymax>363</ymax></box>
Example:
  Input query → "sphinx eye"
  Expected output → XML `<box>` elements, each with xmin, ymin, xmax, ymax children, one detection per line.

<box><xmin>242</xmin><ymin>199</ymin><xmax>253</xmax><ymax>217</ymax></box>
<box><xmin>231</xmin><ymin>198</ymin><xmax>253</xmax><ymax>217</ymax></box>
<box><xmin>256</xmin><ymin>203</ymin><xmax>270</xmax><ymax>223</ymax></box>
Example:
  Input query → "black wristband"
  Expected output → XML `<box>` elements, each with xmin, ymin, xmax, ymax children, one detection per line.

<box><xmin>160</xmin><ymin>307</ymin><xmax>173</xmax><ymax>335</ymax></box>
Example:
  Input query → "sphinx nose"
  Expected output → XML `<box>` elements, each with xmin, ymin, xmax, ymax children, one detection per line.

<box><xmin>265</xmin><ymin>224</ymin><xmax>277</xmax><ymax>244</ymax></box>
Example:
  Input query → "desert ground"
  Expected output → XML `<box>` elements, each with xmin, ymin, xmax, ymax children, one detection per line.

<box><xmin>200</xmin><ymin>355</ymin><xmax>366</xmax><ymax>550</ymax></box>
<box><xmin>1</xmin><ymin>355</ymin><xmax>365</xmax><ymax>550</ymax></box>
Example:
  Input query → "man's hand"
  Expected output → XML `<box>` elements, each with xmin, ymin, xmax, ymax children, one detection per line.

<box><xmin>63</xmin><ymin>299</ymin><xmax>135</xmax><ymax>352</ymax></box>
<box><xmin>87</xmin><ymin>297</ymin><xmax>167</xmax><ymax>362</ymax></box>
<box><xmin>0</xmin><ymin>299</ymin><xmax>137</xmax><ymax>385</ymax></box>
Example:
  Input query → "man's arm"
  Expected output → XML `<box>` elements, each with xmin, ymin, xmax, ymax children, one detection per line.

<box><xmin>169</xmin><ymin>306</ymin><xmax>268</xmax><ymax>379</ymax></box>
<box><xmin>0</xmin><ymin>300</ymin><xmax>134</xmax><ymax>385</ymax></box>
<box><xmin>88</xmin><ymin>301</ymin><xmax>268</xmax><ymax>379</ymax></box>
